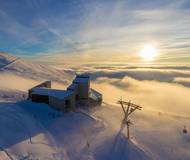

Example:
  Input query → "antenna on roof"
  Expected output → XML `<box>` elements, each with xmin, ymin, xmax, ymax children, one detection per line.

<box><xmin>117</xmin><ymin>99</ymin><xmax>142</xmax><ymax>139</ymax></box>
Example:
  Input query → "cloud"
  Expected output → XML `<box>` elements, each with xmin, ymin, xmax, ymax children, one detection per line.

<box><xmin>173</xmin><ymin>77</ymin><xmax>190</xmax><ymax>87</ymax></box>
<box><xmin>92</xmin><ymin>75</ymin><xmax>190</xmax><ymax>116</ymax></box>
<box><xmin>33</xmin><ymin>0</ymin><xmax>190</xmax><ymax>65</ymax></box>
<box><xmin>1</xmin><ymin>0</ymin><xmax>190</xmax><ymax>64</ymax></box>
<box><xmin>0</xmin><ymin>9</ymin><xmax>39</xmax><ymax>43</ymax></box>
<box><xmin>71</xmin><ymin>65</ymin><xmax>190</xmax><ymax>88</ymax></box>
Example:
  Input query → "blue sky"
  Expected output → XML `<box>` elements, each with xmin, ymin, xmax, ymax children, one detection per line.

<box><xmin>0</xmin><ymin>0</ymin><xmax>190</xmax><ymax>65</ymax></box>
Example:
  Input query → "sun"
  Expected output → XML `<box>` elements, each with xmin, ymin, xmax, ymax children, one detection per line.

<box><xmin>139</xmin><ymin>44</ymin><xmax>158</xmax><ymax>61</ymax></box>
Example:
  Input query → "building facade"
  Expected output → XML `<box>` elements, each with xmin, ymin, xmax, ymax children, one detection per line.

<box><xmin>28</xmin><ymin>74</ymin><xmax>102</xmax><ymax>111</ymax></box>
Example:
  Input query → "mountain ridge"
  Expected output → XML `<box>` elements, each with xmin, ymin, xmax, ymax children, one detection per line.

<box><xmin>0</xmin><ymin>52</ymin><xmax>73</xmax><ymax>83</ymax></box>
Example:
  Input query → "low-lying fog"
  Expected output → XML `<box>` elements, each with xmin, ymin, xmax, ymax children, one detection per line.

<box><xmin>66</xmin><ymin>64</ymin><xmax>190</xmax><ymax>116</ymax></box>
<box><xmin>1</xmin><ymin>64</ymin><xmax>190</xmax><ymax>159</ymax></box>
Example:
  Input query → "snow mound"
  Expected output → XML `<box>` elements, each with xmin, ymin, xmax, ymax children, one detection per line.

<box><xmin>94</xmin><ymin>132</ymin><xmax>149</xmax><ymax>160</ymax></box>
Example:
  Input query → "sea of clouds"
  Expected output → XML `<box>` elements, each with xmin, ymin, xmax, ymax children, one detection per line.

<box><xmin>66</xmin><ymin>64</ymin><xmax>190</xmax><ymax>116</ymax></box>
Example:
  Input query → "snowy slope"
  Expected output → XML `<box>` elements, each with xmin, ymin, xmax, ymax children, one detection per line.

<box><xmin>0</xmin><ymin>100</ymin><xmax>149</xmax><ymax>160</ymax></box>
<box><xmin>1</xmin><ymin>96</ymin><xmax>190</xmax><ymax>160</ymax></box>
<box><xmin>0</xmin><ymin>52</ymin><xmax>73</xmax><ymax>83</ymax></box>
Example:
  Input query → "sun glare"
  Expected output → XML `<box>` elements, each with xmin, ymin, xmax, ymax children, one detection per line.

<box><xmin>139</xmin><ymin>44</ymin><xmax>158</xmax><ymax>61</ymax></box>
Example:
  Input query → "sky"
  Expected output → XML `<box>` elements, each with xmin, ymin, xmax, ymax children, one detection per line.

<box><xmin>0</xmin><ymin>0</ymin><xmax>190</xmax><ymax>65</ymax></box>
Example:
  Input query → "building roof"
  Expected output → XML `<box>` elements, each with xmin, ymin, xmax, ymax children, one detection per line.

<box><xmin>73</xmin><ymin>74</ymin><xmax>89</xmax><ymax>82</ymax></box>
<box><xmin>67</xmin><ymin>83</ymin><xmax>78</xmax><ymax>91</ymax></box>
<box><xmin>76</xmin><ymin>73</ymin><xmax>90</xmax><ymax>78</ymax></box>
<box><xmin>31</xmin><ymin>87</ymin><xmax>73</xmax><ymax>100</ymax></box>
<box><xmin>73</xmin><ymin>77</ymin><xmax>89</xmax><ymax>83</ymax></box>
<box><xmin>90</xmin><ymin>88</ymin><xmax>102</xmax><ymax>101</ymax></box>
<box><xmin>73</xmin><ymin>73</ymin><xmax>90</xmax><ymax>83</ymax></box>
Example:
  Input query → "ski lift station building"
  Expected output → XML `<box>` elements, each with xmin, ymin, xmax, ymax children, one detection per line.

<box><xmin>28</xmin><ymin>74</ymin><xmax>102</xmax><ymax>111</ymax></box>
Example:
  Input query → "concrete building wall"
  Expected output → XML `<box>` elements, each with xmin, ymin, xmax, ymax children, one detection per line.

<box><xmin>72</xmin><ymin>88</ymin><xmax>79</xmax><ymax>101</ymax></box>
<box><xmin>76</xmin><ymin>82</ymin><xmax>90</xmax><ymax>100</ymax></box>
<box><xmin>49</xmin><ymin>96</ymin><xmax>65</xmax><ymax>110</ymax></box>
<box><xmin>28</xmin><ymin>81</ymin><xmax>51</xmax><ymax>99</ymax></box>
<box><xmin>68</xmin><ymin>94</ymin><xmax>76</xmax><ymax>109</ymax></box>
<box><xmin>67</xmin><ymin>84</ymin><xmax>78</xmax><ymax>99</ymax></box>
<box><xmin>31</xmin><ymin>94</ymin><xmax>49</xmax><ymax>104</ymax></box>
<box><xmin>49</xmin><ymin>93</ymin><xmax>75</xmax><ymax>111</ymax></box>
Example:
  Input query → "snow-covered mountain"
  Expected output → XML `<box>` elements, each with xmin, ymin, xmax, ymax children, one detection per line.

<box><xmin>0</xmin><ymin>52</ymin><xmax>73</xmax><ymax>83</ymax></box>
<box><xmin>0</xmin><ymin>52</ymin><xmax>74</xmax><ymax>102</ymax></box>
<box><xmin>0</xmin><ymin>52</ymin><xmax>151</xmax><ymax>160</ymax></box>
<box><xmin>1</xmin><ymin>52</ymin><xmax>190</xmax><ymax>160</ymax></box>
